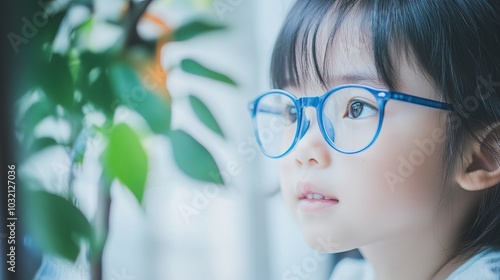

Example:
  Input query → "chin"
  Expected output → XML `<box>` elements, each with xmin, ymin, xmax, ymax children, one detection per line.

<box><xmin>299</xmin><ymin>226</ymin><xmax>355</xmax><ymax>253</ymax></box>
<box><xmin>304</xmin><ymin>236</ymin><xmax>355</xmax><ymax>254</ymax></box>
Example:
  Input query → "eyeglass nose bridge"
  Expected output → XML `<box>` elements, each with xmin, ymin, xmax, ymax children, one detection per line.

<box><xmin>296</xmin><ymin>96</ymin><xmax>321</xmax><ymax>140</ymax></box>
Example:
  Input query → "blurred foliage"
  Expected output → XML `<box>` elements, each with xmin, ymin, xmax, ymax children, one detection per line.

<box><xmin>15</xmin><ymin>0</ymin><xmax>235</xmax><ymax>278</ymax></box>
<box><xmin>25</xmin><ymin>189</ymin><xmax>93</xmax><ymax>262</ymax></box>
<box><xmin>181</xmin><ymin>58</ymin><xmax>237</xmax><ymax>85</ymax></box>
<box><xmin>189</xmin><ymin>95</ymin><xmax>225</xmax><ymax>138</ymax></box>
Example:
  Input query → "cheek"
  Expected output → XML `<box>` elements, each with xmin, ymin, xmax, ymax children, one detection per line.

<box><xmin>349</xmin><ymin>142</ymin><xmax>444</xmax><ymax>213</ymax></box>
<box><xmin>350</xmin><ymin>110</ymin><xmax>448</xmax><ymax>223</ymax></box>
<box><xmin>322</xmin><ymin>112</ymin><xmax>447</xmax><ymax>245</ymax></box>
<box><xmin>380</xmin><ymin>107</ymin><xmax>447</xmax><ymax>188</ymax></box>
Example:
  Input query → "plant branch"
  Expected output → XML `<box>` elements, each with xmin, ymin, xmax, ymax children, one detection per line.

<box><xmin>123</xmin><ymin>0</ymin><xmax>155</xmax><ymax>50</ymax></box>
<box><xmin>91</xmin><ymin>173</ymin><xmax>112</xmax><ymax>280</ymax></box>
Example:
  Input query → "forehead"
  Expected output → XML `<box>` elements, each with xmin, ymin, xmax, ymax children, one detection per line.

<box><xmin>292</xmin><ymin>7</ymin><xmax>383</xmax><ymax>93</ymax></box>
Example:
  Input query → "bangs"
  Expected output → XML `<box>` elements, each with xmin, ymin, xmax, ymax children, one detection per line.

<box><xmin>270</xmin><ymin>0</ymin><xmax>407</xmax><ymax>91</ymax></box>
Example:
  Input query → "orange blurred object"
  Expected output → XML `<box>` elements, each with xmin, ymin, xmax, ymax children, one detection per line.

<box><xmin>138</xmin><ymin>11</ymin><xmax>172</xmax><ymax>100</ymax></box>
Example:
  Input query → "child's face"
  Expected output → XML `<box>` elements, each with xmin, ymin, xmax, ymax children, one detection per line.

<box><xmin>279</xmin><ymin>13</ymin><xmax>455</xmax><ymax>252</ymax></box>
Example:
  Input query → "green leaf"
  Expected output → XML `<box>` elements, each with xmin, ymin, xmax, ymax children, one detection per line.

<box><xmin>86</xmin><ymin>69</ymin><xmax>117</xmax><ymax>116</ymax></box>
<box><xmin>79</xmin><ymin>51</ymin><xmax>116</xmax><ymax>70</ymax></box>
<box><xmin>37</xmin><ymin>7</ymin><xmax>67</xmax><ymax>44</ymax></box>
<box><xmin>76</xmin><ymin>52</ymin><xmax>117</xmax><ymax>116</ymax></box>
<box><xmin>25</xmin><ymin>190</ymin><xmax>92</xmax><ymax>262</ymax></box>
<box><xmin>40</xmin><ymin>54</ymin><xmax>75</xmax><ymax>109</ymax></box>
<box><xmin>104</xmin><ymin>123</ymin><xmax>148</xmax><ymax>203</ymax></box>
<box><xmin>17</xmin><ymin>7</ymin><xmax>66</xmax><ymax>94</ymax></box>
<box><xmin>73</xmin><ymin>17</ymin><xmax>94</xmax><ymax>33</ymax></box>
<box><xmin>173</xmin><ymin>20</ymin><xmax>225</xmax><ymax>41</ymax></box>
<box><xmin>24</xmin><ymin>137</ymin><xmax>58</xmax><ymax>159</ymax></box>
<box><xmin>19</xmin><ymin>97</ymin><xmax>55</xmax><ymax>134</ymax></box>
<box><xmin>181</xmin><ymin>59</ymin><xmax>237</xmax><ymax>86</ymax></box>
<box><xmin>68</xmin><ymin>49</ymin><xmax>81</xmax><ymax>83</ymax></box>
<box><xmin>109</xmin><ymin>64</ymin><xmax>141</xmax><ymax>104</ymax></box>
<box><xmin>188</xmin><ymin>95</ymin><xmax>224</xmax><ymax>138</ymax></box>
<box><xmin>110</xmin><ymin>64</ymin><xmax>171</xmax><ymax>134</ymax></box>
<box><xmin>169</xmin><ymin>130</ymin><xmax>224</xmax><ymax>184</ymax></box>
<box><xmin>137</xmin><ymin>94</ymin><xmax>171</xmax><ymax>134</ymax></box>
<box><xmin>73</xmin><ymin>0</ymin><xmax>93</xmax><ymax>7</ymax></box>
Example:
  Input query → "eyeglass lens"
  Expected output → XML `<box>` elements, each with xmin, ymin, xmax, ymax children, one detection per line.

<box><xmin>254</xmin><ymin>87</ymin><xmax>381</xmax><ymax>156</ymax></box>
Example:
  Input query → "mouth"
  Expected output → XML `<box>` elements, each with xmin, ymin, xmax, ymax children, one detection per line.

<box><xmin>297</xmin><ymin>182</ymin><xmax>339</xmax><ymax>211</ymax></box>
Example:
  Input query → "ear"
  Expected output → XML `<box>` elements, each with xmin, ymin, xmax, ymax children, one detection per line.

<box><xmin>456</xmin><ymin>125</ymin><xmax>500</xmax><ymax>191</ymax></box>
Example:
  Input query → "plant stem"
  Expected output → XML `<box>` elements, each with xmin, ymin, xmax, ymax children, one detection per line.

<box><xmin>123</xmin><ymin>0</ymin><xmax>154</xmax><ymax>49</ymax></box>
<box><xmin>91</xmin><ymin>173</ymin><xmax>112</xmax><ymax>280</ymax></box>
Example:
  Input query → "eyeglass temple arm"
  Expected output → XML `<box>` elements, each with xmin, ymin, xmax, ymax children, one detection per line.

<box><xmin>387</xmin><ymin>91</ymin><xmax>453</xmax><ymax>111</ymax></box>
<box><xmin>248</xmin><ymin>103</ymin><xmax>284</xmax><ymax>115</ymax></box>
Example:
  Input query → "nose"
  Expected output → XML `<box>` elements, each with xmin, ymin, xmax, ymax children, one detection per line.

<box><xmin>293</xmin><ymin>109</ymin><xmax>332</xmax><ymax>168</ymax></box>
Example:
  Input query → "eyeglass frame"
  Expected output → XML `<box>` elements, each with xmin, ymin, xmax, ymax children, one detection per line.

<box><xmin>247</xmin><ymin>84</ymin><xmax>453</xmax><ymax>158</ymax></box>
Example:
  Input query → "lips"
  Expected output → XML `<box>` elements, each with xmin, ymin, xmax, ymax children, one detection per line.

<box><xmin>297</xmin><ymin>181</ymin><xmax>339</xmax><ymax>211</ymax></box>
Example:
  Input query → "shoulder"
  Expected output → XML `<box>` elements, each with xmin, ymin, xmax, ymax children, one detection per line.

<box><xmin>447</xmin><ymin>248</ymin><xmax>500</xmax><ymax>280</ymax></box>
<box><xmin>329</xmin><ymin>258</ymin><xmax>374</xmax><ymax>280</ymax></box>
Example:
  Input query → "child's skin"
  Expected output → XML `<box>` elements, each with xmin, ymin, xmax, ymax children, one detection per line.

<box><xmin>278</xmin><ymin>10</ymin><xmax>484</xmax><ymax>280</ymax></box>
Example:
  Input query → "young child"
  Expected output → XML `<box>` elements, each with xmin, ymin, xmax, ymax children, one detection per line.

<box><xmin>248</xmin><ymin>0</ymin><xmax>500</xmax><ymax>279</ymax></box>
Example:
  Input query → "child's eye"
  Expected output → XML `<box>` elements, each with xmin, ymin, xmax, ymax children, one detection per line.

<box><xmin>347</xmin><ymin>100</ymin><xmax>378</xmax><ymax>119</ymax></box>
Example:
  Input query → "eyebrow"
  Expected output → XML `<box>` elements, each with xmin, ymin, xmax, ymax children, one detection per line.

<box><xmin>329</xmin><ymin>73</ymin><xmax>387</xmax><ymax>88</ymax></box>
<box><xmin>283</xmin><ymin>73</ymin><xmax>388</xmax><ymax>96</ymax></box>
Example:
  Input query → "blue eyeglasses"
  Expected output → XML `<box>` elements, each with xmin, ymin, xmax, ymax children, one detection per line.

<box><xmin>248</xmin><ymin>84</ymin><xmax>453</xmax><ymax>158</ymax></box>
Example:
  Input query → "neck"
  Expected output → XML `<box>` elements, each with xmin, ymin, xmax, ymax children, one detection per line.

<box><xmin>360</xmin><ymin>230</ymin><xmax>463</xmax><ymax>280</ymax></box>
<box><xmin>359</xmin><ymin>191</ymin><xmax>478</xmax><ymax>280</ymax></box>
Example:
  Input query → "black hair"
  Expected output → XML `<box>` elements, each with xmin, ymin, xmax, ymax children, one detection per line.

<box><xmin>271</xmin><ymin>0</ymin><xmax>500</xmax><ymax>257</ymax></box>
